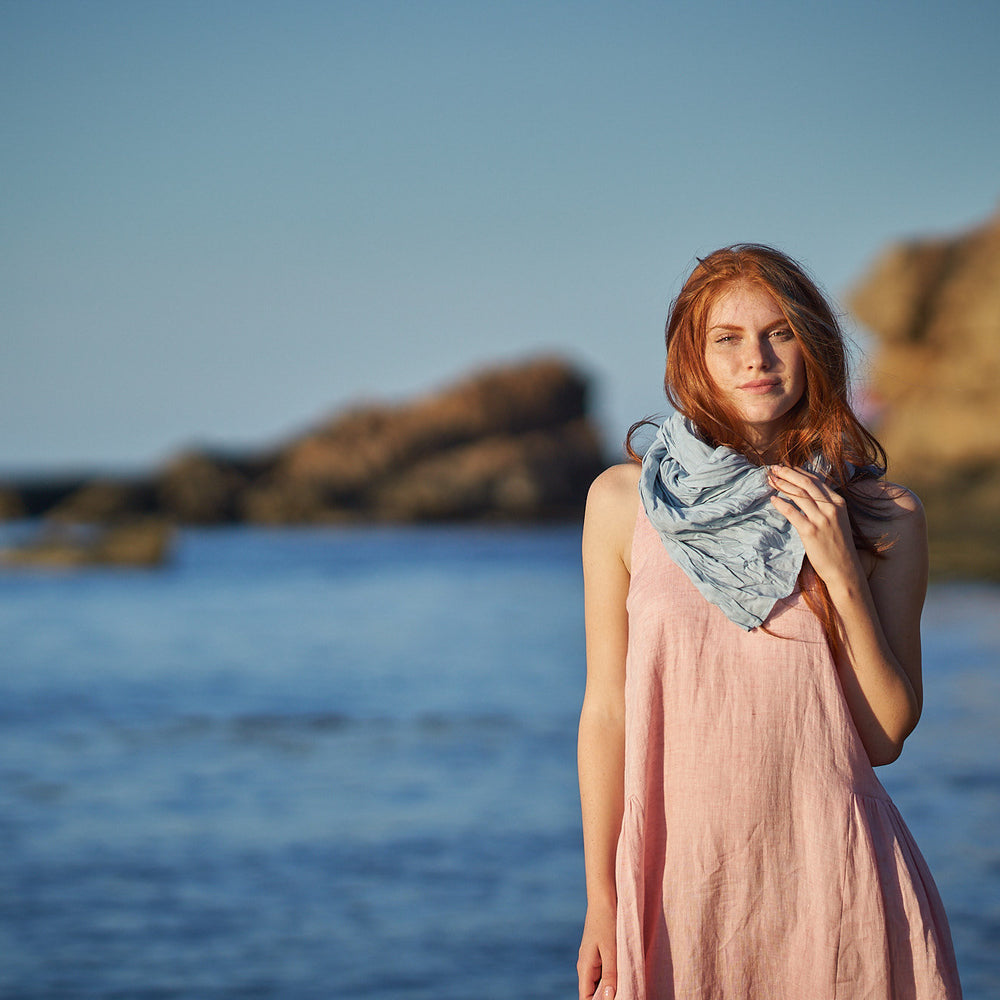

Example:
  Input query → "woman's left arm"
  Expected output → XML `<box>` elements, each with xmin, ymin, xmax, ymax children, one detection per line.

<box><xmin>769</xmin><ymin>466</ymin><xmax>928</xmax><ymax>766</ymax></box>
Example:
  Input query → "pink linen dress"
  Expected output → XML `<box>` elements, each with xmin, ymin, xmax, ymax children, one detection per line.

<box><xmin>615</xmin><ymin>505</ymin><xmax>963</xmax><ymax>999</ymax></box>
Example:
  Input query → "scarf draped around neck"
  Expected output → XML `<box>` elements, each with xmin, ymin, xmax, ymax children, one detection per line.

<box><xmin>638</xmin><ymin>412</ymin><xmax>816</xmax><ymax>630</ymax></box>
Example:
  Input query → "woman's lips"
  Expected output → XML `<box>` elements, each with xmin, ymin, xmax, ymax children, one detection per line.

<box><xmin>739</xmin><ymin>379</ymin><xmax>781</xmax><ymax>394</ymax></box>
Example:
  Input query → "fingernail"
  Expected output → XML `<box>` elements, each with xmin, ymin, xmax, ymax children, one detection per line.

<box><xmin>603</xmin><ymin>986</ymin><xmax>615</xmax><ymax>999</ymax></box>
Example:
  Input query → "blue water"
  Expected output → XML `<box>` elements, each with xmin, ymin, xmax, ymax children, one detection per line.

<box><xmin>0</xmin><ymin>525</ymin><xmax>997</xmax><ymax>998</ymax></box>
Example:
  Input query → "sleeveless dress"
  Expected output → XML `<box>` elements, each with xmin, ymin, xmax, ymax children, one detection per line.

<box><xmin>615</xmin><ymin>504</ymin><xmax>963</xmax><ymax>999</ymax></box>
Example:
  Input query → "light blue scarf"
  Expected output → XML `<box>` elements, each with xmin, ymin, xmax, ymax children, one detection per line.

<box><xmin>638</xmin><ymin>413</ymin><xmax>813</xmax><ymax>630</ymax></box>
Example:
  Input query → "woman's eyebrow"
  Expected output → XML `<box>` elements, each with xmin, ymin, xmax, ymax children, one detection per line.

<box><xmin>707</xmin><ymin>319</ymin><xmax>788</xmax><ymax>333</ymax></box>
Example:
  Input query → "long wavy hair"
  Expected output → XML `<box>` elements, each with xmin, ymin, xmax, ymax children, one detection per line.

<box><xmin>628</xmin><ymin>244</ymin><xmax>891</xmax><ymax>650</ymax></box>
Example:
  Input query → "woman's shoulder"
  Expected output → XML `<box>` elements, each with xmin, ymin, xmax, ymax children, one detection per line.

<box><xmin>852</xmin><ymin>478</ymin><xmax>928</xmax><ymax>567</ymax></box>
<box><xmin>852</xmin><ymin>477</ymin><xmax>925</xmax><ymax>523</ymax></box>
<box><xmin>583</xmin><ymin>463</ymin><xmax>641</xmax><ymax>566</ymax></box>
<box><xmin>586</xmin><ymin>462</ymin><xmax>641</xmax><ymax>517</ymax></box>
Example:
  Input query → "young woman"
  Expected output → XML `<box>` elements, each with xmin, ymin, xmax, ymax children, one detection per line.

<box><xmin>577</xmin><ymin>245</ymin><xmax>962</xmax><ymax>999</ymax></box>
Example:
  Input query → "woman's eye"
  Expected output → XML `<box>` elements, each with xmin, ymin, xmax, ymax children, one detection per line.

<box><xmin>770</xmin><ymin>328</ymin><xmax>793</xmax><ymax>340</ymax></box>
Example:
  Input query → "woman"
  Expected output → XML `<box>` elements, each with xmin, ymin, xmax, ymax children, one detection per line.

<box><xmin>577</xmin><ymin>245</ymin><xmax>962</xmax><ymax>999</ymax></box>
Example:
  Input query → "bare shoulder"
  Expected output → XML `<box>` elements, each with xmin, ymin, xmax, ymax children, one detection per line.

<box><xmin>854</xmin><ymin>479</ymin><xmax>926</xmax><ymax>536</ymax></box>
<box><xmin>854</xmin><ymin>479</ymin><xmax>928</xmax><ymax>582</ymax></box>
<box><xmin>587</xmin><ymin>462</ymin><xmax>639</xmax><ymax>518</ymax></box>
<box><xmin>583</xmin><ymin>463</ymin><xmax>641</xmax><ymax>569</ymax></box>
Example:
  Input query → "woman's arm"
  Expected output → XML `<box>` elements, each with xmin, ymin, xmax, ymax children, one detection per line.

<box><xmin>769</xmin><ymin>466</ymin><xmax>927</xmax><ymax>766</ymax></box>
<box><xmin>577</xmin><ymin>464</ymin><xmax>636</xmax><ymax>1000</ymax></box>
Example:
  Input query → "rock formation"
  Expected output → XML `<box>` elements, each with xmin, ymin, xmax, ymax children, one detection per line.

<box><xmin>0</xmin><ymin>519</ymin><xmax>173</xmax><ymax>569</ymax></box>
<box><xmin>242</xmin><ymin>358</ymin><xmax>605</xmax><ymax>523</ymax></box>
<box><xmin>0</xmin><ymin>356</ymin><xmax>609</xmax><ymax>531</ymax></box>
<box><xmin>0</xmin><ymin>486</ymin><xmax>25</xmax><ymax>520</ymax></box>
<box><xmin>47</xmin><ymin>478</ymin><xmax>157</xmax><ymax>524</ymax></box>
<box><xmin>848</xmin><ymin>208</ymin><xmax>1000</xmax><ymax>578</ymax></box>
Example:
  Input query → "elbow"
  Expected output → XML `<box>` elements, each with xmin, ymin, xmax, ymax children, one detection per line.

<box><xmin>869</xmin><ymin>703</ymin><xmax>921</xmax><ymax>768</ymax></box>
<box><xmin>869</xmin><ymin>741</ymin><xmax>904</xmax><ymax>767</ymax></box>
<box><xmin>868</xmin><ymin>729</ymin><xmax>907</xmax><ymax>766</ymax></box>
<box><xmin>578</xmin><ymin>699</ymin><xmax>626</xmax><ymax>738</ymax></box>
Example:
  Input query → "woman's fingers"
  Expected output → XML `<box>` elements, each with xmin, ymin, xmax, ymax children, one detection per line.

<box><xmin>577</xmin><ymin>942</ymin><xmax>616</xmax><ymax>999</ymax></box>
<box><xmin>770</xmin><ymin>469</ymin><xmax>848</xmax><ymax>545</ymax></box>
<box><xmin>578</xmin><ymin>942</ymin><xmax>612</xmax><ymax>1000</ymax></box>
<box><xmin>770</xmin><ymin>494</ymin><xmax>812</xmax><ymax>532</ymax></box>
<box><xmin>769</xmin><ymin>466</ymin><xmax>861</xmax><ymax>586</ymax></box>
<box><xmin>767</xmin><ymin>465</ymin><xmax>843</xmax><ymax>521</ymax></box>
<box><xmin>767</xmin><ymin>464</ymin><xmax>832</xmax><ymax>499</ymax></box>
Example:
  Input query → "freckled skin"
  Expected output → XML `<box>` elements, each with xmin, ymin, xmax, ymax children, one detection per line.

<box><xmin>703</xmin><ymin>284</ymin><xmax>806</xmax><ymax>459</ymax></box>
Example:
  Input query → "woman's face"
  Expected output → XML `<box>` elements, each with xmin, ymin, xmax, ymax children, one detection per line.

<box><xmin>703</xmin><ymin>282</ymin><xmax>806</xmax><ymax>454</ymax></box>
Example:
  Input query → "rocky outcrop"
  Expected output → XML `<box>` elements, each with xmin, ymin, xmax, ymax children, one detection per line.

<box><xmin>0</xmin><ymin>486</ymin><xmax>25</xmax><ymax>520</ymax></box>
<box><xmin>848</xmin><ymin>208</ymin><xmax>1000</xmax><ymax>578</ymax></box>
<box><xmin>155</xmin><ymin>451</ymin><xmax>267</xmax><ymax>524</ymax></box>
<box><xmin>3</xmin><ymin>476</ymin><xmax>91</xmax><ymax>518</ymax></box>
<box><xmin>47</xmin><ymin>478</ymin><xmax>157</xmax><ymax>524</ymax></box>
<box><xmin>242</xmin><ymin>359</ymin><xmax>604</xmax><ymax>523</ymax></box>
<box><xmin>0</xmin><ymin>519</ymin><xmax>173</xmax><ymax>569</ymax></box>
<box><xmin>0</xmin><ymin>357</ymin><xmax>608</xmax><ymax>528</ymax></box>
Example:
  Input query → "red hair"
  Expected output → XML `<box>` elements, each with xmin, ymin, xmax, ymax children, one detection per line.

<box><xmin>628</xmin><ymin>244</ymin><xmax>891</xmax><ymax>649</ymax></box>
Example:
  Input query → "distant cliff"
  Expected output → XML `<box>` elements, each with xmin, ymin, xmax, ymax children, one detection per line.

<box><xmin>849</xmin><ymin>208</ymin><xmax>1000</xmax><ymax>578</ymax></box>
<box><xmin>1</xmin><ymin>357</ymin><xmax>609</xmax><ymax>529</ymax></box>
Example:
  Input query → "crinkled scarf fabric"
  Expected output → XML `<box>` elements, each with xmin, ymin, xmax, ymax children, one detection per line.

<box><xmin>638</xmin><ymin>413</ymin><xmax>811</xmax><ymax>630</ymax></box>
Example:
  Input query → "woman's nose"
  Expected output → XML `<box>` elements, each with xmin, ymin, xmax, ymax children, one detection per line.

<box><xmin>743</xmin><ymin>337</ymin><xmax>772</xmax><ymax>370</ymax></box>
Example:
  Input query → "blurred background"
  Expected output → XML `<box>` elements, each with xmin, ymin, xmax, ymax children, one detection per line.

<box><xmin>2</xmin><ymin>1</ymin><xmax>998</xmax><ymax>997</ymax></box>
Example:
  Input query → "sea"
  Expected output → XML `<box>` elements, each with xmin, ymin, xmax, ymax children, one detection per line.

<box><xmin>0</xmin><ymin>523</ymin><xmax>997</xmax><ymax>999</ymax></box>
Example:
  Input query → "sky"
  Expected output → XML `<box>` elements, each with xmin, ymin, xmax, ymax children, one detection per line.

<box><xmin>2</xmin><ymin>0</ymin><xmax>998</xmax><ymax>474</ymax></box>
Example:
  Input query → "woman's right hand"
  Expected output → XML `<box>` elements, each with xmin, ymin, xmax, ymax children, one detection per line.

<box><xmin>577</xmin><ymin>902</ymin><xmax>617</xmax><ymax>999</ymax></box>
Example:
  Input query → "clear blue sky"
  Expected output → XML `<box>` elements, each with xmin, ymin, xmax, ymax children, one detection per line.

<box><xmin>3</xmin><ymin>0</ymin><xmax>997</xmax><ymax>473</ymax></box>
